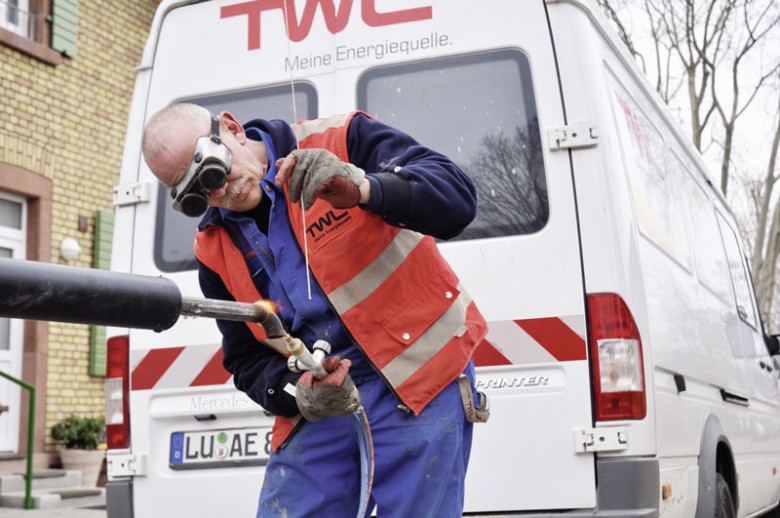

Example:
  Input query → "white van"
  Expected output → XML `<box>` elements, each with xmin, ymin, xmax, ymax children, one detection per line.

<box><xmin>105</xmin><ymin>0</ymin><xmax>780</xmax><ymax>516</ymax></box>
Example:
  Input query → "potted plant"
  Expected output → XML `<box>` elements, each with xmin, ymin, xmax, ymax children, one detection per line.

<box><xmin>51</xmin><ymin>414</ymin><xmax>106</xmax><ymax>487</ymax></box>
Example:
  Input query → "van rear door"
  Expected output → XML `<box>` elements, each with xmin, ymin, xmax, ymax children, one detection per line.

<box><xmin>125</xmin><ymin>0</ymin><xmax>594</xmax><ymax>514</ymax></box>
<box><xmin>352</xmin><ymin>1</ymin><xmax>594</xmax><ymax>512</ymax></box>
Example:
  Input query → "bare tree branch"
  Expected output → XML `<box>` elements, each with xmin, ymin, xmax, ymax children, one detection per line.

<box><xmin>597</xmin><ymin>0</ymin><xmax>647</xmax><ymax>73</ymax></box>
<box><xmin>598</xmin><ymin>0</ymin><xmax>780</xmax><ymax>326</ymax></box>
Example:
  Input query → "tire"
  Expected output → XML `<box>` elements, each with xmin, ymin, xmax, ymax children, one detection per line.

<box><xmin>715</xmin><ymin>473</ymin><xmax>736</xmax><ymax>518</ymax></box>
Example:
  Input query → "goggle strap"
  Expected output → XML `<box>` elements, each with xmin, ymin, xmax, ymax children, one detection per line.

<box><xmin>210</xmin><ymin>114</ymin><xmax>221</xmax><ymax>144</ymax></box>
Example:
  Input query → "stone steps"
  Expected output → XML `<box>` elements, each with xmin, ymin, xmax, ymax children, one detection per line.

<box><xmin>0</xmin><ymin>469</ymin><xmax>105</xmax><ymax>510</ymax></box>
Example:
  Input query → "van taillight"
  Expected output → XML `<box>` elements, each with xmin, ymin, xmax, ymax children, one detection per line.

<box><xmin>587</xmin><ymin>293</ymin><xmax>646</xmax><ymax>420</ymax></box>
<box><xmin>105</xmin><ymin>335</ymin><xmax>130</xmax><ymax>449</ymax></box>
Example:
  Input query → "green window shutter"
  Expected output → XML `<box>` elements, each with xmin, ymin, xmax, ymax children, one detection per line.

<box><xmin>89</xmin><ymin>210</ymin><xmax>114</xmax><ymax>376</ymax></box>
<box><xmin>93</xmin><ymin>210</ymin><xmax>114</xmax><ymax>270</ymax></box>
<box><xmin>89</xmin><ymin>325</ymin><xmax>107</xmax><ymax>377</ymax></box>
<box><xmin>51</xmin><ymin>0</ymin><xmax>79</xmax><ymax>57</ymax></box>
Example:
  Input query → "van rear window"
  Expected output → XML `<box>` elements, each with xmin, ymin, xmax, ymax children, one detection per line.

<box><xmin>154</xmin><ymin>83</ymin><xmax>317</xmax><ymax>272</ymax></box>
<box><xmin>357</xmin><ymin>49</ymin><xmax>548</xmax><ymax>240</ymax></box>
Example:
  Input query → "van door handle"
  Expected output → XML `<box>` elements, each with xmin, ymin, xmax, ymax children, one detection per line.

<box><xmin>759</xmin><ymin>360</ymin><xmax>773</xmax><ymax>373</ymax></box>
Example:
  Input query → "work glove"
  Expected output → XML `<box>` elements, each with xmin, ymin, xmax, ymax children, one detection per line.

<box><xmin>295</xmin><ymin>356</ymin><xmax>361</xmax><ymax>422</ymax></box>
<box><xmin>275</xmin><ymin>149</ymin><xmax>365</xmax><ymax>210</ymax></box>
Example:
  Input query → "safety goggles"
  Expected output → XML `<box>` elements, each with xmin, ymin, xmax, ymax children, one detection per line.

<box><xmin>170</xmin><ymin>114</ymin><xmax>232</xmax><ymax>217</ymax></box>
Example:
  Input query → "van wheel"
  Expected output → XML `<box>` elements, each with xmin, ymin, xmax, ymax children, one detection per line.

<box><xmin>715</xmin><ymin>473</ymin><xmax>736</xmax><ymax>518</ymax></box>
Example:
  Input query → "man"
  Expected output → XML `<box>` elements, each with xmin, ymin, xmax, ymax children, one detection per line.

<box><xmin>142</xmin><ymin>103</ymin><xmax>488</xmax><ymax>517</ymax></box>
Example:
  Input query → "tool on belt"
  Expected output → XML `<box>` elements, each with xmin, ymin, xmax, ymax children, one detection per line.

<box><xmin>0</xmin><ymin>257</ymin><xmax>375</xmax><ymax>514</ymax></box>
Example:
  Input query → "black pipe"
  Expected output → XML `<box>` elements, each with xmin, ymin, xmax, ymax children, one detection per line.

<box><xmin>0</xmin><ymin>258</ymin><xmax>182</xmax><ymax>332</ymax></box>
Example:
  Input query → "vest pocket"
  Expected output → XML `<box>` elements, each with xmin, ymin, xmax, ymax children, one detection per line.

<box><xmin>379</xmin><ymin>270</ymin><xmax>461</xmax><ymax>347</ymax></box>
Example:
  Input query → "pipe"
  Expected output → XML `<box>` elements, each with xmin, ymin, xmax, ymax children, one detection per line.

<box><xmin>0</xmin><ymin>258</ymin><xmax>181</xmax><ymax>332</ymax></box>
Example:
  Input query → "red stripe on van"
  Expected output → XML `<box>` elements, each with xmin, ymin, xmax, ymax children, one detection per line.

<box><xmin>473</xmin><ymin>339</ymin><xmax>513</xmax><ymax>367</ymax></box>
<box><xmin>190</xmin><ymin>348</ymin><xmax>232</xmax><ymax>386</ymax></box>
<box><xmin>515</xmin><ymin>318</ymin><xmax>587</xmax><ymax>361</ymax></box>
<box><xmin>131</xmin><ymin>347</ymin><xmax>185</xmax><ymax>390</ymax></box>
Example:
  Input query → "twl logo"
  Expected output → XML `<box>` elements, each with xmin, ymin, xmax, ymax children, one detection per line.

<box><xmin>306</xmin><ymin>209</ymin><xmax>350</xmax><ymax>239</ymax></box>
<box><xmin>221</xmin><ymin>0</ymin><xmax>433</xmax><ymax>51</ymax></box>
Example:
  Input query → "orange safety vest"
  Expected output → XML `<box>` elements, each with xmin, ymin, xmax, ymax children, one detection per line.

<box><xmin>195</xmin><ymin>112</ymin><xmax>487</xmax><ymax>451</ymax></box>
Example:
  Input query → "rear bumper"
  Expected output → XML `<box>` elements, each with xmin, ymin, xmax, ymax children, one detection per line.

<box><xmin>594</xmin><ymin>456</ymin><xmax>658</xmax><ymax>516</ymax></box>
<box><xmin>465</xmin><ymin>456</ymin><xmax>659</xmax><ymax>517</ymax></box>
<box><xmin>106</xmin><ymin>479</ymin><xmax>134</xmax><ymax>518</ymax></box>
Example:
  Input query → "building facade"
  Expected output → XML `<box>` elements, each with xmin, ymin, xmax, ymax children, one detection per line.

<box><xmin>0</xmin><ymin>0</ymin><xmax>157</xmax><ymax>466</ymax></box>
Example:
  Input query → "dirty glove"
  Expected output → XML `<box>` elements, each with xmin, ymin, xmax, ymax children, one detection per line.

<box><xmin>295</xmin><ymin>356</ymin><xmax>361</xmax><ymax>422</ymax></box>
<box><xmin>275</xmin><ymin>149</ymin><xmax>365</xmax><ymax>209</ymax></box>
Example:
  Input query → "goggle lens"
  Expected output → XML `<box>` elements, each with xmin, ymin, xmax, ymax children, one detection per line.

<box><xmin>179</xmin><ymin>193</ymin><xmax>210</xmax><ymax>217</ymax></box>
<box><xmin>199</xmin><ymin>163</ymin><xmax>229</xmax><ymax>191</ymax></box>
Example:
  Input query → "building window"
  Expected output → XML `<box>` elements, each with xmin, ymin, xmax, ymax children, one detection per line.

<box><xmin>1</xmin><ymin>0</ymin><xmax>31</xmax><ymax>37</ymax></box>
<box><xmin>0</xmin><ymin>0</ymin><xmax>77</xmax><ymax>65</ymax></box>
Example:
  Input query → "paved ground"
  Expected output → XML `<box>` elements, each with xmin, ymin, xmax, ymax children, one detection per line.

<box><xmin>0</xmin><ymin>506</ymin><xmax>105</xmax><ymax>517</ymax></box>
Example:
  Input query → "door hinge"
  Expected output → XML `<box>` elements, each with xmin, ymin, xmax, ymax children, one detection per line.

<box><xmin>107</xmin><ymin>452</ymin><xmax>147</xmax><ymax>478</ymax></box>
<box><xmin>548</xmin><ymin>123</ymin><xmax>599</xmax><ymax>150</ymax></box>
<box><xmin>113</xmin><ymin>182</ymin><xmax>152</xmax><ymax>207</ymax></box>
<box><xmin>573</xmin><ymin>426</ymin><xmax>628</xmax><ymax>453</ymax></box>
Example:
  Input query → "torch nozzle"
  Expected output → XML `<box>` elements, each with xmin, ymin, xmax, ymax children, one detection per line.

<box><xmin>180</xmin><ymin>296</ymin><xmax>287</xmax><ymax>337</ymax></box>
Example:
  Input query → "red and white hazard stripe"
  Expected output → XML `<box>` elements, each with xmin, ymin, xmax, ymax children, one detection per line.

<box><xmin>474</xmin><ymin>315</ymin><xmax>587</xmax><ymax>367</ymax></box>
<box><xmin>131</xmin><ymin>343</ymin><xmax>231</xmax><ymax>391</ymax></box>
<box><xmin>130</xmin><ymin>315</ymin><xmax>587</xmax><ymax>391</ymax></box>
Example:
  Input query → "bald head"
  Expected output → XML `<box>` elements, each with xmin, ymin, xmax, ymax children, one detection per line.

<box><xmin>142</xmin><ymin>103</ymin><xmax>213</xmax><ymax>186</ymax></box>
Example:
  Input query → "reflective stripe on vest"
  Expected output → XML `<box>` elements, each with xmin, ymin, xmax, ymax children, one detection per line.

<box><xmin>293</xmin><ymin>112</ymin><xmax>352</xmax><ymax>160</ymax></box>
<box><xmin>328</xmin><ymin>229</ymin><xmax>422</xmax><ymax>315</ymax></box>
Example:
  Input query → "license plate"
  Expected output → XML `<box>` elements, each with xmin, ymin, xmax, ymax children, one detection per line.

<box><xmin>169</xmin><ymin>427</ymin><xmax>272</xmax><ymax>470</ymax></box>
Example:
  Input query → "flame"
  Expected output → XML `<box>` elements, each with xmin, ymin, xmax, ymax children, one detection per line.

<box><xmin>254</xmin><ymin>299</ymin><xmax>278</xmax><ymax>314</ymax></box>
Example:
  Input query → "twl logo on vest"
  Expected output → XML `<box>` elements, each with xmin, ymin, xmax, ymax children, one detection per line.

<box><xmin>221</xmin><ymin>0</ymin><xmax>433</xmax><ymax>51</ymax></box>
<box><xmin>307</xmin><ymin>210</ymin><xmax>351</xmax><ymax>242</ymax></box>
